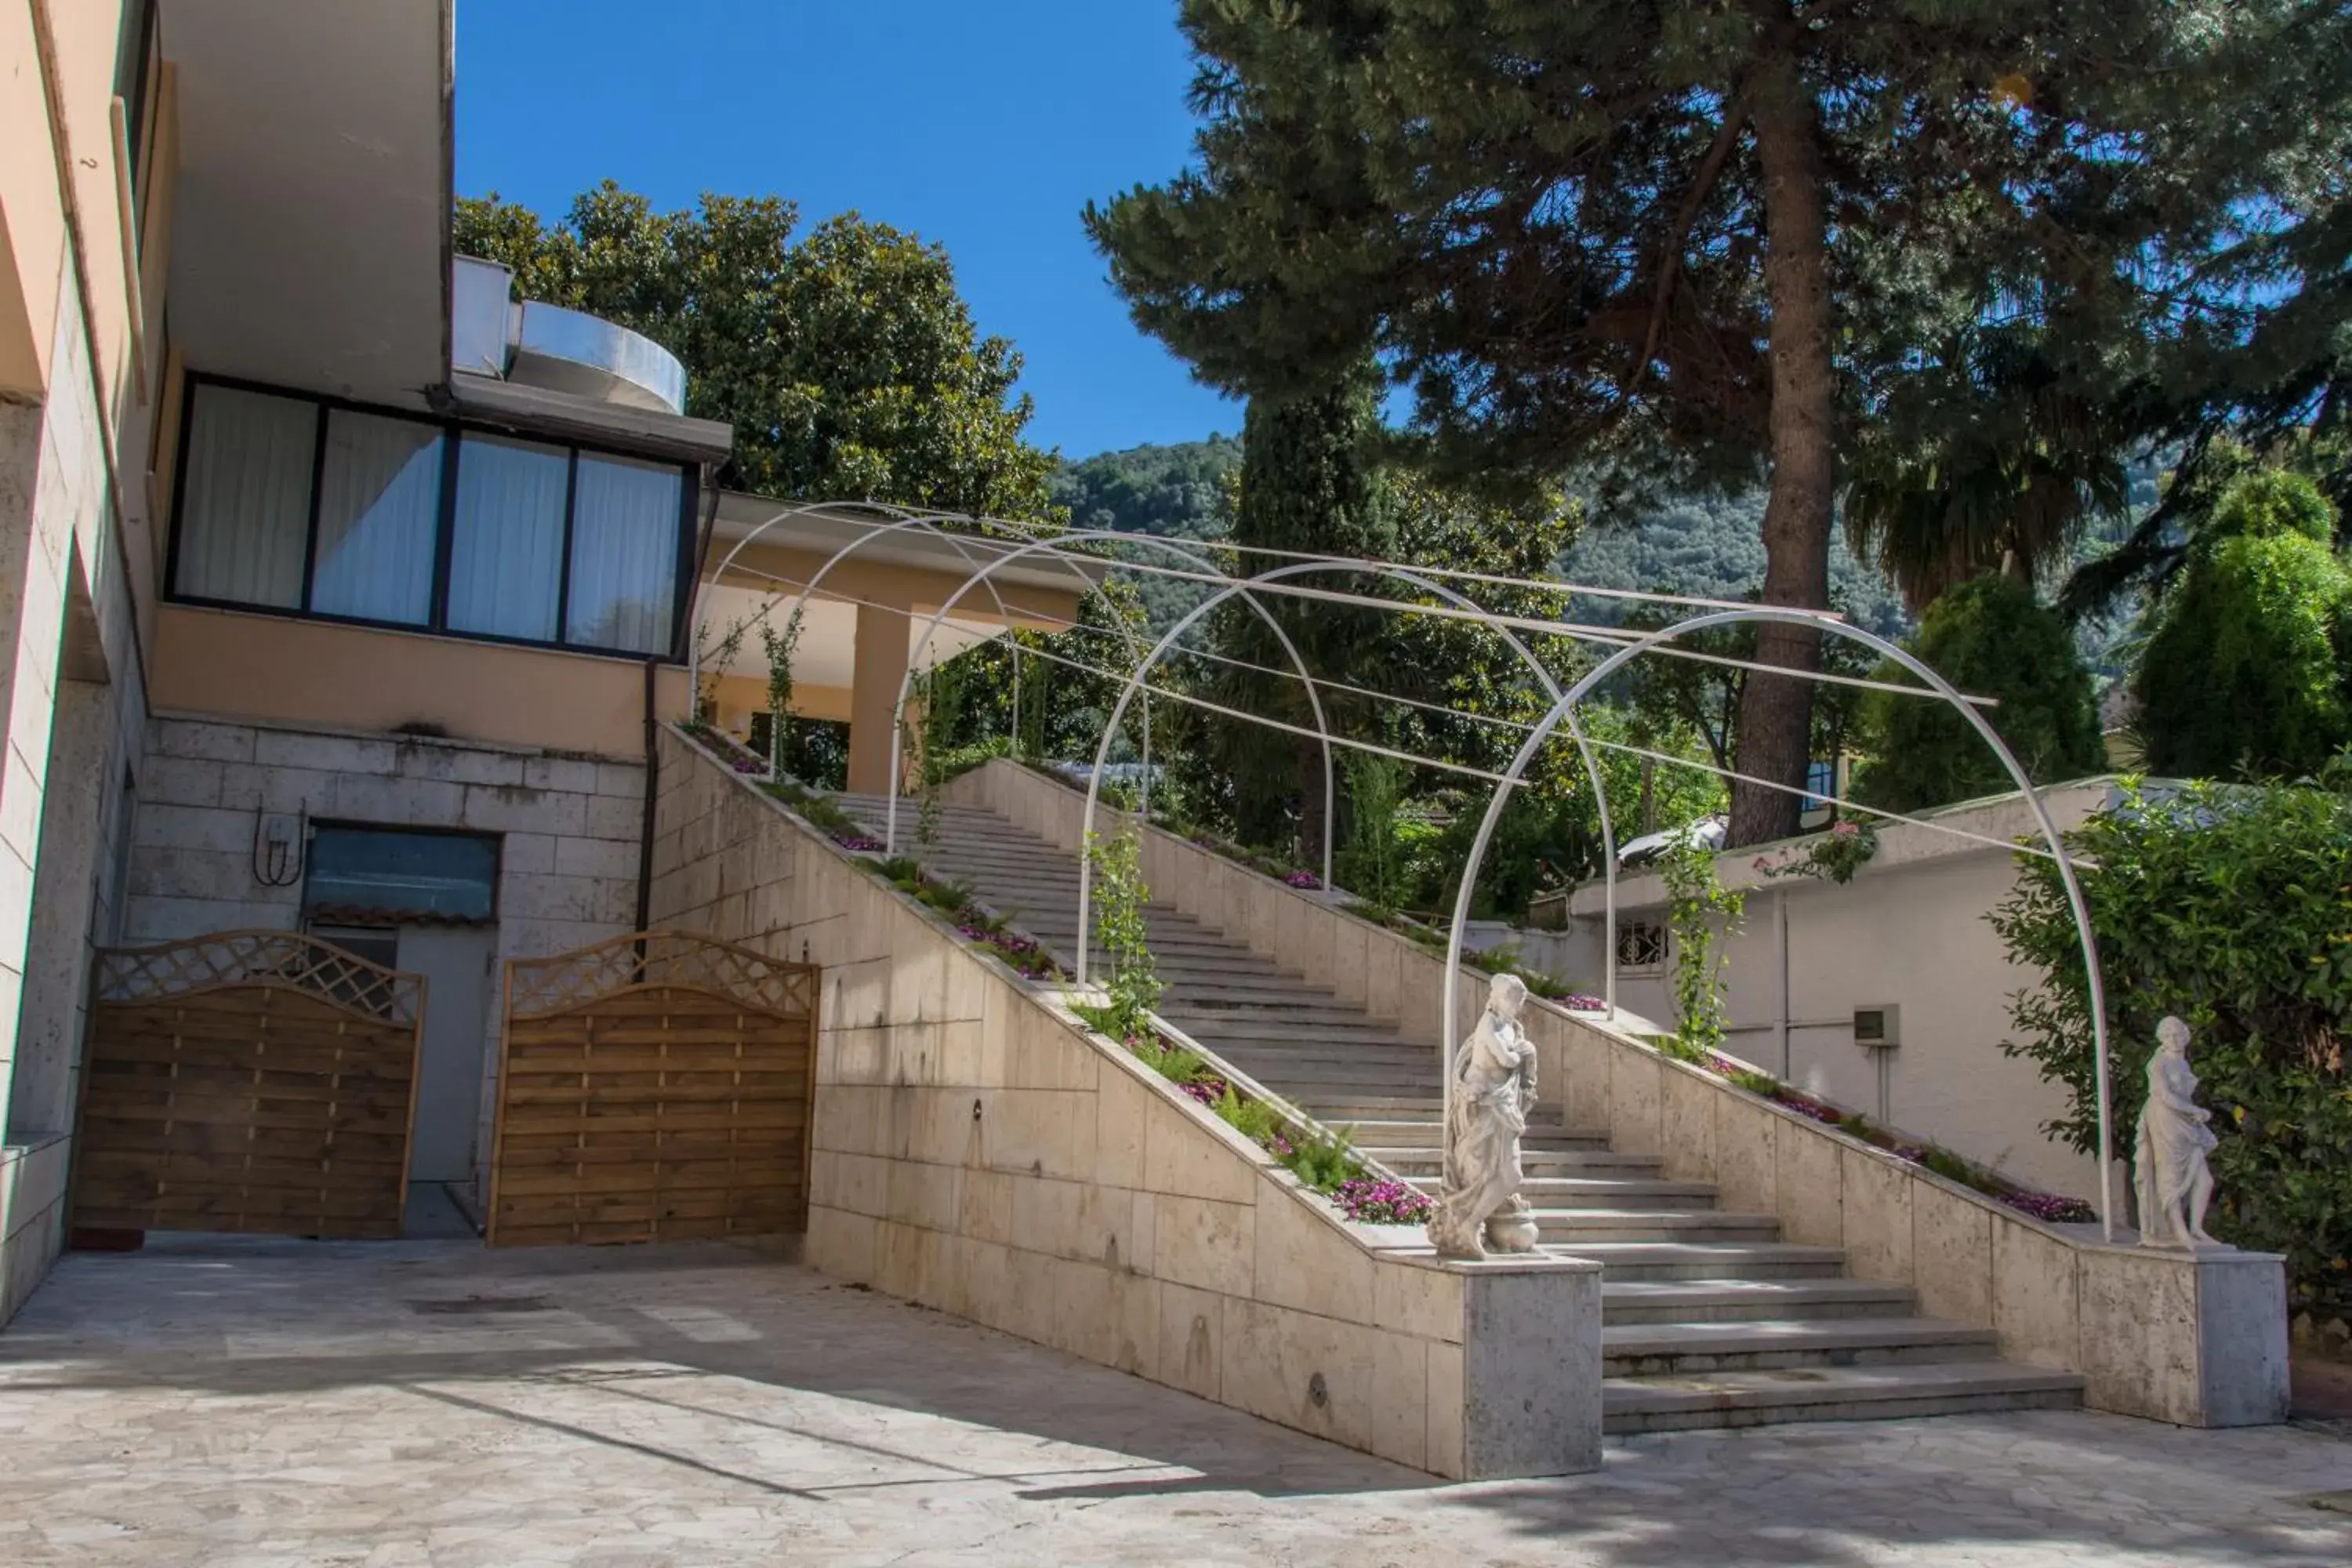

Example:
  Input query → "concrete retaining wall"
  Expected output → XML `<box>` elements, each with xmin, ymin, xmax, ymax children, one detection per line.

<box><xmin>651</xmin><ymin>730</ymin><xmax>1605</xmax><ymax>1478</ymax></box>
<box><xmin>946</xmin><ymin>759</ymin><xmax>2290</xmax><ymax>1428</ymax></box>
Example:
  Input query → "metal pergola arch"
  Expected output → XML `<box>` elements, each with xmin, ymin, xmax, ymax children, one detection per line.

<box><xmin>1066</xmin><ymin>557</ymin><xmax>1628</xmax><ymax>1011</ymax></box>
<box><xmin>887</xmin><ymin>529</ymin><xmax>1337</xmax><ymax>873</ymax></box>
<box><xmin>1436</xmin><ymin>606</ymin><xmax>2118</xmax><ymax>1242</ymax></box>
<box><xmin>690</xmin><ymin>504</ymin><xmax>1035</xmax><ymax>752</ymax></box>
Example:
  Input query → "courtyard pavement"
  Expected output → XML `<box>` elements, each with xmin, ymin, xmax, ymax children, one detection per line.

<box><xmin>1</xmin><ymin>1236</ymin><xmax>2348</xmax><ymax>1566</ymax></box>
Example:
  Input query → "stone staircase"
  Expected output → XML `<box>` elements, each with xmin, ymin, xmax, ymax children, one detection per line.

<box><xmin>835</xmin><ymin>792</ymin><xmax>2085</xmax><ymax>1434</ymax></box>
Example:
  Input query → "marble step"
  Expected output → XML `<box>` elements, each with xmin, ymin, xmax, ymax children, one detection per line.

<box><xmin>1601</xmin><ymin>1316</ymin><xmax>1995</xmax><ymax>1376</ymax></box>
<box><xmin>1602</xmin><ymin>1279</ymin><xmax>1918</xmax><ymax>1325</ymax></box>
<box><xmin>1337</xmin><ymin>1120</ymin><xmax>1603</xmax><ymax>1150</ymax></box>
<box><xmin>1528</xmin><ymin>1209</ymin><xmax>1779</xmax><ymax>1245</ymax></box>
<box><xmin>1367</xmin><ymin>1148</ymin><xmax>1665</xmax><ymax>1179</ymax></box>
<box><xmin>1562</xmin><ymin>1242</ymin><xmax>1849</xmax><ymax>1282</ymax></box>
<box><xmin>1601</xmin><ymin>1360</ymin><xmax>2085</xmax><ymax>1435</ymax></box>
<box><xmin>1403</xmin><ymin>1176</ymin><xmax>1719</xmax><ymax>1211</ymax></box>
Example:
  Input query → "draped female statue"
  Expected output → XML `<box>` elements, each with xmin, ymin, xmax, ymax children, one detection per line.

<box><xmin>2134</xmin><ymin>1015</ymin><xmax>2224</xmax><ymax>1250</ymax></box>
<box><xmin>1428</xmin><ymin>972</ymin><xmax>1541</xmax><ymax>1259</ymax></box>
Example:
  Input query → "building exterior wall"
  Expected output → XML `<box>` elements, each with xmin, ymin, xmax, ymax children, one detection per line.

<box><xmin>1</xmin><ymin>0</ymin><xmax>160</xmax><ymax>1322</ymax></box>
<box><xmin>152</xmin><ymin>605</ymin><xmax>693</xmax><ymax>759</ymax></box>
<box><xmin>1571</xmin><ymin>785</ymin><xmax>2121</xmax><ymax>1201</ymax></box>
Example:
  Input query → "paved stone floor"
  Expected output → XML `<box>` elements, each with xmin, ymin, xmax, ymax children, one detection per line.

<box><xmin>2</xmin><ymin>1237</ymin><xmax>2349</xmax><ymax>1566</ymax></box>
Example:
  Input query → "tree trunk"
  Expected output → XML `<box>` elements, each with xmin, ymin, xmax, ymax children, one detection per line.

<box><xmin>1728</xmin><ymin>52</ymin><xmax>1837</xmax><ymax>849</ymax></box>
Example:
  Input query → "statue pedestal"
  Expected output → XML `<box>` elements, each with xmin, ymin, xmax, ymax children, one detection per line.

<box><xmin>2078</xmin><ymin>1241</ymin><xmax>2289</xmax><ymax>1427</ymax></box>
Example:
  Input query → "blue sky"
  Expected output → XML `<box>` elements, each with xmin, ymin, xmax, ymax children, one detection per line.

<box><xmin>454</xmin><ymin>1</ymin><xmax>1238</xmax><ymax>460</ymax></box>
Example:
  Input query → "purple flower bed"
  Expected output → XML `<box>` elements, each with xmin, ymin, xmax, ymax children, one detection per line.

<box><xmin>1282</xmin><ymin>869</ymin><xmax>1323</xmax><ymax>890</ymax></box>
<box><xmin>956</xmin><ymin>923</ymin><xmax>1060</xmax><ymax>981</ymax></box>
<box><xmin>831</xmin><ymin>831</ymin><xmax>884</xmax><ymax>852</ymax></box>
<box><xmin>1334</xmin><ymin>1176</ymin><xmax>1433</xmax><ymax>1225</ymax></box>
<box><xmin>1711</xmin><ymin>1058</ymin><xmax>2096</xmax><ymax>1221</ymax></box>
<box><xmin>2000</xmin><ymin>1190</ymin><xmax>2100</xmax><ymax>1225</ymax></box>
<box><xmin>1559</xmin><ymin>993</ymin><xmax>1607</xmax><ymax>1011</ymax></box>
<box><xmin>1178</xmin><ymin>1075</ymin><xmax>1231</xmax><ymax>1109</ymax></box>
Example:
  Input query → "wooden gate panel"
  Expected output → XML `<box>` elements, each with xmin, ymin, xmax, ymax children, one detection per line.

<box><xmin>71</xmin><ymin>935</ymin><xmax>426</xmax><ymax>1240</ymax></box>
<box><xmin>488</xmin><ymin>935</ymin><xmax>819</xmax><ymax>1247</ymax></box>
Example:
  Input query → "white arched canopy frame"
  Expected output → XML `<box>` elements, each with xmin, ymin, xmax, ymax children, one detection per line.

<box><xmin>1068</xmin><ymin>558</ymin><xmax>1627</xmax><ymax>1011</ymax></box>
<box><xmin>887</xmin><ymin>531</ymin><xmax>1338</xmax><ymax>873</ymax></box>
<box><xmin>1439</xmin><ymin>606</ymin><xmax>2119</xmax><ymax>1241</ymax></box>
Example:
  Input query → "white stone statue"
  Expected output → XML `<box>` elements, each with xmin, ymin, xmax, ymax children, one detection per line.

<box><xmin>1428</xmin><ymin>972</ymin><xmax>1541</xmax><ymax>1259</ymax></box>
<box><xmin>2134</xmin><ymin>1016</ymin><xmax>2226</xmax><ymax>1250</ymax></box>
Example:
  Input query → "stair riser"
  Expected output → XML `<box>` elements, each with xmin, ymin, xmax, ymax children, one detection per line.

<box><xmin>1539</xmin><ymin>1221</ymin><xmax>1779</xmax><ymax>1244</ymax></box>
<box><xmin>1595</xmin><ymin>1260</ymin><xmax>1848</xmax><ymax>1282</ymax></box>
<box><xmin>1602</xmin><ymin>1385</ymin><xmax>2082</xmax><ymax>1436</ymax></box>
<box><xmin>1604</xmin><ymin>1341</ymin><xmax>1994</xmax><ymax>1377</ymax></box>
<box><xmin>1376</xmin><ymin>1156</ymin><xmax>1664</xmax><ymax>1179</ymax></box>
<box><xmin>1409</xmin><ymin>1185</ymin><xmax>1717</xmax><ymax>1213</ymax></box>
<box><xmin>1603</xmin><ymin>1297</ymin><xmax>1917</xmax><ymax>1326</ymax></box>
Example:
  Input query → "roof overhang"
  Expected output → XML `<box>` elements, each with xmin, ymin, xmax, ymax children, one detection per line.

<box><xmin>448</xmin><ymin>372</ymin><xmax>735</xmax><ymax>463</ymax></box>
<box><xmin>161</xmin><ymin>0</ymin><xmax>451</xmax><ymax>408</ymax></box>
<box><xmin>705</xmin><ymin>495</ymin><xmax>1111</xmax><ymax>601</ymax></box>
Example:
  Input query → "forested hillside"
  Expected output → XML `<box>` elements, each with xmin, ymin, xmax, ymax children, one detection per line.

<box><xmin>1053</xmin><ymin>437</ymin><xmax>2154</xmax><ymax>680</ymax></box>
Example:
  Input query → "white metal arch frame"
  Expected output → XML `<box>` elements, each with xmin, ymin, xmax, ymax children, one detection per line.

<box><xmin>886</xmin><ymin>531</ymin><xmax>1337</xmax><ymax>866</ymax></box>
<box><xmin>1439</xmin><ymin>606</ymin><xmax>2120</xmax><ymax>1240</ymax></box>
<box><xmin>1069</xmin><ymin>559</ymin><xmax>1627</xmax><ymax>1011</ymax></box>
<box><xmin>689</xmin><ymin>504</ymin><xmax>1052</xmax><ymax>756</ymax></box>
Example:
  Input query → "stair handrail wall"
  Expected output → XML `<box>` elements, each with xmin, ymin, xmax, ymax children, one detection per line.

<box><xmin>1145</xmin><ymin>1011</ymin><xmax>1419</xmax><ymax>1194</ymax></box>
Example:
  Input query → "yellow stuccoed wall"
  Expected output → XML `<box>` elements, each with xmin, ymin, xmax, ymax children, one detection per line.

<box><xmin>647</xmin><ymin>729</ymin><xmax>1606</xmax><ymax>1478</ymax></box>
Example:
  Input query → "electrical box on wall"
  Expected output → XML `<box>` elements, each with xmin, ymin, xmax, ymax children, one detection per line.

<box><xmin>1854</xmin><ymin>1005</ymin><xmax>1901</xmax><ymax>1050</ymax></box>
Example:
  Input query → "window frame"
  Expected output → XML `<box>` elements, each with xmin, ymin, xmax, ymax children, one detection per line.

<box><xmin>165</xmin><ymin>372</ymin><xmax>699</xmax><ymax>662</ymax></box>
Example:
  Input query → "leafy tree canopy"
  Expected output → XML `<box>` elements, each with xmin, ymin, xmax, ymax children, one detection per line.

<box><xmin>1086</xmin><ymin>0</ymin><xmax>2309</xmax><ymax>845</ymax></box>
<box><xmin>2133</xmin><ymin>471</ymin><xmax>2352</xmax><ymax>779</ymax></box>
<box><xmin>455</xmin><ymin>183</ymin><xmax>1056</xmax><ymax>517</ymax></box>
<box><xmin>1856</xmin><ymin>575</ymin><xmax>2105</xmax><ymax>813</ymax></box>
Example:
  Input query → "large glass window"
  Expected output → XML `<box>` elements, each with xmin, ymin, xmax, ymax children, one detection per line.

<box><xmin>309</xmin><ymin>411</ymin><xmax>442</xmax><ymax>625</ymax></box>
<box><xmin>174</xmin><ymin>385</ymin><xmax>314</xmax><ymax>608</ymax></box>
<box><xmin>567</xmin><ymin>454</ymin><xmax>682</xmax><ymax>654</ymax></box>
<box><xmin>303</xmin><ymin>827</ymin><xmax>498</xmax><ymax>923</ymax></box>
<box><xmin>169</xmin><ymin>379</ymin><xmax>693</xmax><ymax>658</ymax></box>
<box><xmin>448</xmin><ymin>434</ymin><xmax>568</xmax><ymax>642</ymax></box>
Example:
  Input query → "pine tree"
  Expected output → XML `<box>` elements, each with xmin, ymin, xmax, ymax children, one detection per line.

<box><xmin>1213</xmin><ymin>368</ymin><xmax>1392</xmax><ymax>856</ymax></box>
<box><xmin>1087</xmin><ymin>1</ymin><xmax>2332</xmax><ymax>846</ymax></box>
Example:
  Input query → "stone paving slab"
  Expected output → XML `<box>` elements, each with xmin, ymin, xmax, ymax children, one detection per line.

<box><xmin>2</xmin><ymin>1236</ymin><xmax>2349</xmax><ymax>1566</ymax></box>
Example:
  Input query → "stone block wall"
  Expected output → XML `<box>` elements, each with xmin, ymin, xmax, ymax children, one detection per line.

<box><xmin>946</xmin><ymin>759</ymin><xmax>2292</xmax><ymax>1428</ymax></box>
<box><xmin>122</xmin><ymin>713</ymin><xmax>648</xmax><ymax>1201</ymax></box>
<box><xmin>126</xmin><ymin>714</ymin><xmax>646</xmax><ymax>955</ymax></box>
<box><xmin>1</xmin><ymin>273</ymin><xmax>154</xmax><ymax>1326</ymax></box>
<box><xmin>650</xmin><ymin>729</ymin><xmax>1604</xmax><ymax>1479</ymax></box>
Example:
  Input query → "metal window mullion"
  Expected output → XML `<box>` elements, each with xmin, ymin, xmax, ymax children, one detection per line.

<box><xmin>554</xmin><ymin>448</ymin><xmax>581</xmax><ymax>644</ymax></box>
<box><xmin>430</xmin><ymin>427</ymin><xmax>463</xmax><ymax>631</ymax></box>
<box><xmin>297</xmin><ymin>403</ymin><xmax>329</xmax><ymax>613</ymax></box>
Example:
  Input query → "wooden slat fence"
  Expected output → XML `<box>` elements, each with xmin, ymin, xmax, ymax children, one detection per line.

<box><xmin>72</xmin><ymin>931</ymin><xmax>427</xmax><ymax>1240</ymax></box>
<box><xmin>487</xmin><ymin>931</ymin><xmax>819</xmax><ymax>1247</ymax></box>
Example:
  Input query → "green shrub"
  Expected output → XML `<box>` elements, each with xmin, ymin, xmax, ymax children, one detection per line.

<box><xmin>1857</xmin><ymin>575</ymin><xmax>2104</xmax><ymax>812</ymax></box>
<box><xmin>1990</xmin><ymin>765</ymin><xmax>2352</xmax><ymax>1319</ymax></box>
<box><xmin>1662</xmin><ymin>832</ymin><xmax>1744</xmax><ymax>1058</ymax></box>
<box><xmin>1085</xmin><ymin>825</ymin><xmax>1163</xmax><ymax>1041</ymax></box>
<box><xmin>2134</xmin><ymin>476</ymin><xmax>2351</xmax><ymax>779</ymax></box>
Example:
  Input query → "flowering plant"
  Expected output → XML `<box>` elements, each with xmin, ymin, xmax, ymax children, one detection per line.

<box><xmin>1283</xmin><ymin>869</ymin><xmax>1323</xmax><ymax>890</ymax></box>
<box><xmin>1755</xmin><ymin>819</ymin><xmax>1878</xmax><ymax>885</ymax></box>
<box><xmin>1559</xmin><ymin>993</ymin><xmax>1607</xmax><ymax>1011</ymax></box>
<box><xmin>1334</xmin><ymin>1176</ymin><xmax>1433</xmax><ymax>1225</ymax></box>
<box><xmin>831</xmin><ymin>832</ymin><xmax>885</xmax><ymax>852</ymax></box>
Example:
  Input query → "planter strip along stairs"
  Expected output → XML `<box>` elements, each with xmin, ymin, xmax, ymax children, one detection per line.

<box><xmin>838</xmin><ymin>792</ymin><xmax>2083</xmax><ymax>1433</ymax></box>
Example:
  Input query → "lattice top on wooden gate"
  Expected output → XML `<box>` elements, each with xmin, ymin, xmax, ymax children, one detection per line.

<box><xmin>505</xmin><ymin>930</ymin><xmax>818</xmax><ymax>1021</ymax></box>
<box><xmin>94</xmin><ymin>929</ymin><xmax>425</xmax><ymax>1025</ymax></box>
